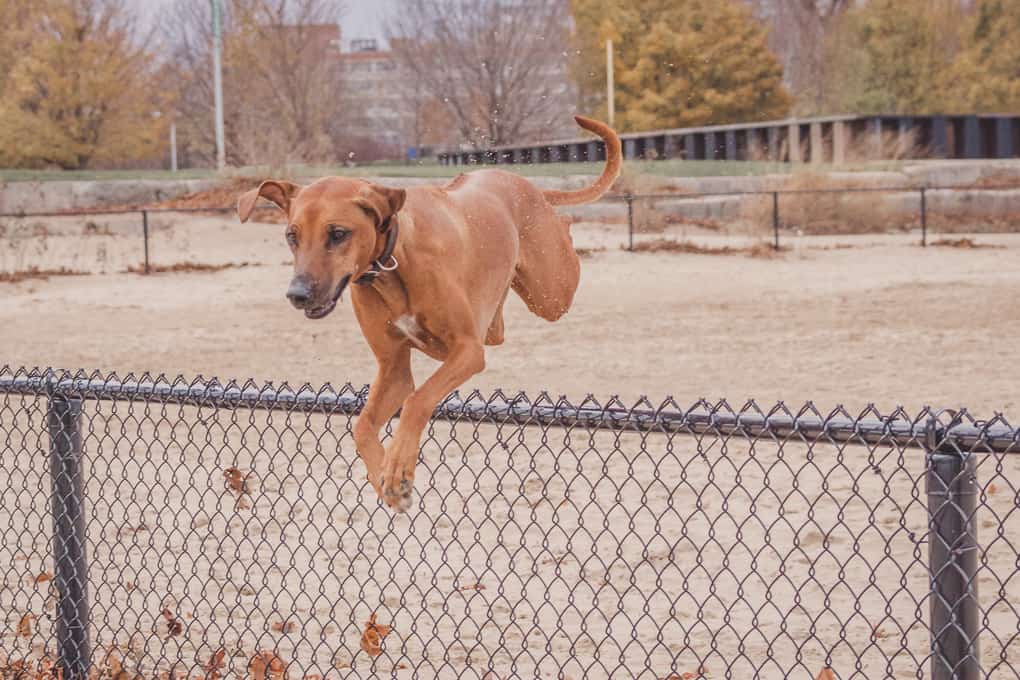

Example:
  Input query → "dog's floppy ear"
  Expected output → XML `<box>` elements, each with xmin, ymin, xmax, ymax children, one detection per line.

<box><xmin>237</xmin><ymin>180</ymin><xmax>301</xmax><ymax>223</ymax></box>
<box><xmin>354</xmin><ymin>184</ymin><xmax>406</xmax><ymax>233</ymax></box>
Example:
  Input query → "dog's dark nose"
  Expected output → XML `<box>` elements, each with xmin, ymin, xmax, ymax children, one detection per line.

<box><xmin>286</xmin><ymin>277</ymin><xmax>313</xmax><ymax>309</ymax></box>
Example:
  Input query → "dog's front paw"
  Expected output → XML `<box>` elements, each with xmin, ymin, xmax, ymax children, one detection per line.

<box><xmin>379</xmin><ymin>461</ymin><xmax>416</xmax><ymax>514</ymax></box>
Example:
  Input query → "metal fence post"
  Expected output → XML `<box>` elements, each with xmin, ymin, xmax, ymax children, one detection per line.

<box><xmin>142</xmin><ymin>210</ymin><xmax>150</xmax><ymax>274</ymax></box>
<box><xmin>772</xmin><ymin>191</ymin><xmax>780</xmax><ymax>250</ymax></box>
<box><xmin>625</xmin><ymin>192</ymin><xmax>634</xmax><ymax>251</ymax></box>
<box><xmin>921</xmin><ymin>187</ymin><xmax>928</xmax><ymax>247</ymax></box>
<box><xmin>925</xmin><ymin>423</ymin><xmax>981</xmax><ymax>680</ymax></box>
<box><xmin>48</xmin><ymin>395</ymin><xmax>91</xmax><ymax>680</ymax></box>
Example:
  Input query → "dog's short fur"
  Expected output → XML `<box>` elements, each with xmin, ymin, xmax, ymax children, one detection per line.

<box><xmin>238</xmin><ymin>116</ymin><xmax>621</xmax><ymax>512</ymax></box>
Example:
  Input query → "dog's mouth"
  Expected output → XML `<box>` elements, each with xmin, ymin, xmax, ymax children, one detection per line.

<box><xmin>304</xmin><ymin>275</ymin><xmax>351</xmax><ymax>320</ymax></box>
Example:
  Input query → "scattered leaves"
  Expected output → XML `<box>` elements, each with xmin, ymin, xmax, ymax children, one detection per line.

<box><xmin>987</xmin><ymin>483</ymin><xmax>999</xmax><ymax>496</ymax></box>
<box><xmin>161</xmin><ymin>609</ymin><xmax>183</xmax><ymax>637</ymax></box>
<box><xmin>17</xmin><ymin>613</ymin><xmax>33</xmax><ymax>638</ymax></box>
<box><xmin>872</xmin><ymin>626</ymin><xmax>890</xmax><ymax>640</ymax></box>
<box><xmin>0</xmin><ymin>267</ymin><xmax>88</xmax><ymax>284</ymax></box>
<box><xmin>663</xmin><ymin>667</ymin><xmax>710</xmax><ymax>680</ymax></box>
<box><xmin>103</xmin><ymin>647</ymin><xmax>131</xmax><ymax>680</ymax></box>
<box><xmin>31</xmin><ymin>571</ymin><xmax>53</xmax><ymax>584</ymax></box>
<box><xmin>203</xmin><ymin>648</ymin><xmax>226</xmax><ymax>680</ymax></box>
<box><xmin>125</xmin><ymin>262</ymin><xmax>257</xmax><ymax>275</ymax></box>
<box><xmin>224</xmin><ymin>467</ymin><xmax>248</xmax><ymax>493</ymax></box>
<box><xmin>271</xmin><ymin>621</ymin><xmax>295</xmax><ymax>634</ymax></box>
<box><xmin>815</xmin><ymin>669</ymin><xmax>836</xmax><ymax>680</ymax></box>
<box><xmin>248</xmin><ymin>651</ymin><xmax>286</xmax><ymax>680</ymax></box>
<box><xmin>224</xmin><ymin>467</ymin><xmax>251</xmax><ymax>508</ymax></box>
<box><xmin>457</xmin><ymin>583</ymin><xmax>486</xmax><ymax>592</ymax></box>
<box><xmin>359</xmin><ymin>613</ymin><xmax>391</xmax><ymax>658</ymax></box>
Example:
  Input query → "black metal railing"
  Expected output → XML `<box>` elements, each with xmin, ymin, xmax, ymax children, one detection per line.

<box><xmin>1</xmin><ymin>366</ymin><xmax>1017</xmax><ymax>679</ymax></box>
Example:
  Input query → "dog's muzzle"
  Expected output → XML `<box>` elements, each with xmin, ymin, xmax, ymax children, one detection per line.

<box><xmin>288</xmin><ymin>274</ymin><xmax>350</xmax><ymax>320</ymax></box>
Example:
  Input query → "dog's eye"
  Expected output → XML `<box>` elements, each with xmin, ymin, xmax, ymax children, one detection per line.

<box><xmin>327</xmin><ymin>225</ymin><xmax>350</xmax><ymax>247</ymax></box>
<box><xmin>285</xmin><ymin>227</ymin><xmax>298</xmax><ymax>247</ymax></box>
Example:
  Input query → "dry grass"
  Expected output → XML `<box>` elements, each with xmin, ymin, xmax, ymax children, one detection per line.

<box><xmin>574</xmin><ymin>246</ymin><xmax>606</xmax><ymax>258</ymax></box>
<box><xmin>628</xmin><ymin>238</ymin><xmax>783</xmax><ymax>258</ymax></box>
<box><xmin>137</xmin><ymin>178</ymin><xmax>285</xmax><ymax>224</ymax></box>
<box><xmin>612</xmin><ymin>165</ymin><xmax>687</xmax><ymax>197</ymax></box>
<box><xmin>925</xmin><ymin>211</ymin><xmax>1020</xmax><ymax>234</ymax></box>
<box><xmin>125</xmin><ymin>262</ymin><xmax>260</xmax><ymax>275</ymax></box>
<box><xmin>928</xmin><ymin>237</ymin><xmax>1004</xmax><ymax>249</ymax></box>
<box><xmin>147</xmin><ymin>178</ymin><xmax>259</xmax><ymax>211</ymax></box>
<box><xmin>742</xmin><ymin>171</ymin><xmax>916</xmax><ymax>235</ymax></box>
<box><xmin>845</xmin><ymin>129</ymin><xmax>926</xmax><ymax>163</ymax></box>
<box><xmin>0</xmin><ymin>266</ymin><xmax>87</xmax><ymax>284</ymax></box>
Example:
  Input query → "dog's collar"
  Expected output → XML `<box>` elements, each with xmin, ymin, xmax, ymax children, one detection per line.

<box><xmin>355</xmin><ymin>215</ymin><xmax>399</xmax><ymax>286</ymax></box>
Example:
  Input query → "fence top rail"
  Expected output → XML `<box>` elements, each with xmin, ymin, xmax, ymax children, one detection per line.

<box><xmin>2</xmin><ymin>367</ymin><xmax>1017</xmax><ymax>455</ymax></box>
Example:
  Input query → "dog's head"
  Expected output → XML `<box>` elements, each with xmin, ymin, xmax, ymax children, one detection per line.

<box><xmin>237</xmin><ymin>177</ymin><xmax>405</xmax><ymax>320</ymax></box>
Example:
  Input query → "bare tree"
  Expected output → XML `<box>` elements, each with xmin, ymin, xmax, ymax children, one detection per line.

<box><xmin>388</xmin><ymin>0</ymin><xmax>576</xmax><ymax>148</ymax></box>
<box><xmin>749</xmin><ymin>0</ymin><xmax>852</xmax><ymax>114</ymax></box>
<box><xmin>161</xmin><ymin>0</ymin><xmax>346</xmax><ymax>169</ymax></box>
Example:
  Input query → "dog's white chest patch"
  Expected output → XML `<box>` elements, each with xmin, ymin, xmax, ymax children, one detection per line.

<box><xmin>393</xmin><ymin>314</ymin><xmax>427</xmax><ymax>349</ymax></box>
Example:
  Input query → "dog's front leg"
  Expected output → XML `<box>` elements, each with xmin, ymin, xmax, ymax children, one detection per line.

<box><xmin>380</xmin><ymin>339</ymin><xmax>486</xmax><ymax>512</ymax></box>
<box><xmin>353</xmin><ymin>345</ymin><xmax>414</xmax><ymax>499</ymax></box>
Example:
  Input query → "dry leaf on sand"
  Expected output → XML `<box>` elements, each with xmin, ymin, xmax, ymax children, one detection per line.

<box><xmin>359</xmin><ymin>613</ymin><xmax>391</xmax><ymax>657</ymax></box>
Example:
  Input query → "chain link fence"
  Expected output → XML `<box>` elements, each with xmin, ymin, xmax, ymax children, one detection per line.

<box><xmin>1</xmin><ymin>367</ymin><xmax>1018</xmax><ymax>679</ymax></box>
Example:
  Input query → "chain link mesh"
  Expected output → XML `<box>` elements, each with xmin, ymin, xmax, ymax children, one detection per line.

<box><xmin>0</xmin><ymin>367</ymin><xmax>1017</xmax><ymax>679</ymax></box>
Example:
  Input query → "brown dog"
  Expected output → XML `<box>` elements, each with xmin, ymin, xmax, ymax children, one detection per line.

<box><xmin>237</xmin><ymin>116</ymin><xmax>621</xmax><ymax>512</ymax></box>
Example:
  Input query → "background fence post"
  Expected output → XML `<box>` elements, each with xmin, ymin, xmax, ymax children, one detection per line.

<box><xmin>772</xmin><ymin>191</ymin><xmax>780</xmax><ymax>250</ymax></box>
<box><xmin>48</xmin><ymin>395</ymin><xmax>91</xmax><ymax>680</ymax></box>
<box><xmin>625</xmin><ymin>192</ymin><xmax>634</xmax><ymax>251</ymax></box>
<box><xmin>142</xmin><ymin>210</ymin><xmax>150</xmax><ymax>274</ymax></box>
<box><xmin>920</xmin><ymin>187</ymin><xmax>928</xmax><ymax>247</ymax></box>
<box><xmin>925</xmin><ymin>427</ymin><xmax>981</xmax><ymax>680</ymax></box>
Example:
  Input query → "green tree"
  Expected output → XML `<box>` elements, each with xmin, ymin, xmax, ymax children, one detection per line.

<box><xmin>0</xmin><ymin>0</ymin><xmax>168</xmax><ymax>169</ymax></box>
<box><xmin>570</xmin><ymin>0</ymin><xmax>791</xmax><ymax>131</ymax></box>
<box><xmin>942</xmin><ymin>0</ymin><xmax>1020</xmax><ymax>112</ymax></box>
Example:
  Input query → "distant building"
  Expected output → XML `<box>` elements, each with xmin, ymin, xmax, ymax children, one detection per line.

<box><xmin>339</xmin><ymin>39</ymin><xmax>409</xmax><ymax>158</ymax></box>
<box><xmin>339</xmin><ymin>33</ymin><xmax>577</xmax><ymax>159</ymax></box>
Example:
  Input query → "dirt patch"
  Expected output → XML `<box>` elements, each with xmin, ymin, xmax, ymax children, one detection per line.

<box><xmin>0</xmin><ymin>266</ymin><xmax>88</xmax><ymax>284</ymax></box>
<box><xmin>125</xmin><ymin>261</ymin><xmax>261</xmax><ymax>274</ymax></box>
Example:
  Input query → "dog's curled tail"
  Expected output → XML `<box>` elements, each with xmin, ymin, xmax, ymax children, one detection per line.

<box><xmin>542</xmin><ymin>115</ymin><xmax>622</xmax><ymax>207</ymax></box>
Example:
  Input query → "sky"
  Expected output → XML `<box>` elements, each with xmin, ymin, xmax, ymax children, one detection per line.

<box><xmin>343</xmin><ymin>0</ymin><xmax>398</xmax><ymax>46</ymax></box>
<box><xmin>130</xmin><ymin>0</ymin><xmax>397</xmax><ymax>49</ymax></box>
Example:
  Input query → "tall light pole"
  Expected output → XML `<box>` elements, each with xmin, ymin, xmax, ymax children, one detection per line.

<box><xmin>170</xmin><ymin>120</ymin><xmax>178</xmax><ymax>173</ymax></box>
<box><xmin>606</xmin><ymin>39</ymin><xmax>615</xmax><ymax>128</ymax></box>
<box><xmin>211</xmin><ymin>0</ymin><xmax>226</xmax><ymax>171</ymax></box>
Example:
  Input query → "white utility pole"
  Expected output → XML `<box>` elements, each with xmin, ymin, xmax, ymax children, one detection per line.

<box><xmin>211</xmin><ymin>0</ymin><xmax>226</xmax><ymax>171</ymax></box>
<box><xmin>606</xmin><ymin>39</ymin><xmax>615</xmax><ymax>128</ymax></box>
<box><xmin>170</xmin><ymin>121</ymin><xmax>178</xmax><ymax>172</ymax></box>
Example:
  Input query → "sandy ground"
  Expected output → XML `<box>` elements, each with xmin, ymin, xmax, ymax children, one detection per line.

<box><xmin>1</xmin><ymin>214</ymin><xmax>1019</xmax><ymax>679</ymax></box>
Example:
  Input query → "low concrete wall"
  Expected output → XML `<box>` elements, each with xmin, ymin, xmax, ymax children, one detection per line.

<box><xmin>2</xmin><ymin>161</ymin><xmax>1019</xmax><ymax>221</ymax></box>
<box><xmin>0</xmin><ymin>179</ymin><xmax>222</xmax><ymax>214</ymax></box>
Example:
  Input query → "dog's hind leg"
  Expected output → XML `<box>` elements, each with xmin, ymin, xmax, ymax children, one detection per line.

<box><xmin>512</xmin><ymin>213</ymin><xmax>580</xmax><ymax>321</ymax></box>
<box><xmin>484</xmin><ymin>289</ymin><xmax>508</xmax><ymax>346</ymax></box>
